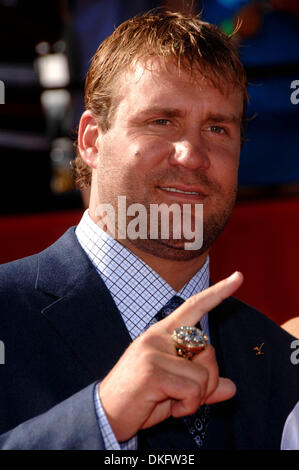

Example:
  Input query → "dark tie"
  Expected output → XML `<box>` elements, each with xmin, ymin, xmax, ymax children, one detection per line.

<box><xmin>142</xmin><ymin>295</ymin><xmax>210</xmax><ymax>449</ymax></box>
<box><xmin>148</xmin><ymin>295</ymin><xmax>185</xmax><ymax>324</ymax></box>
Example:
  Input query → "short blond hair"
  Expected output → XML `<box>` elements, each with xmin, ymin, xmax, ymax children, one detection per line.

<box><xmin>72</xmin><ymin>10</ymin><xmax>248</xmax><ymax>189</ymax></box>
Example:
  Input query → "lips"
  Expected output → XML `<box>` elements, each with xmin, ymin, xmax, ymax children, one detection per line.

<box><xmin>157</xmin><ymin>185</ymin><xmax>207</xmax><ymax>198</ymax></box>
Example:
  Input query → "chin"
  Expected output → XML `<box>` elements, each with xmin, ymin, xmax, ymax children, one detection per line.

<box><xmin>126</xmin><ymin>237</ymin><xmax>208</xmax><ymax>261</ymax></box>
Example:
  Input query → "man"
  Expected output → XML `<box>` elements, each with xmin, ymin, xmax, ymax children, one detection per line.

<box><xmin>0</xmin><ymin>11</ymin><xmax>298</xmax><ymax>450</ymax></box>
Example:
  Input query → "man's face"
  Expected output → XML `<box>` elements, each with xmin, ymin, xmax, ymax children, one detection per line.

<box><xmin>94</xmin><ymin>58</ymin><xmax>243</xmax><ymax>260</ymax></box>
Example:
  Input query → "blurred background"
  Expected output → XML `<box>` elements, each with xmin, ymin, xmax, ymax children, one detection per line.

<box><xmin>0</xmin><ymin>0</ymin><xmax>298</xmax><ymax>327</ymax></box>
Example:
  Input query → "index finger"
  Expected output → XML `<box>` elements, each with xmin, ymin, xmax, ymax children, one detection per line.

<box><xmin>163</xmin><ymin>271</ymin><xmax>244</xmax><ymax>331</ymax></box>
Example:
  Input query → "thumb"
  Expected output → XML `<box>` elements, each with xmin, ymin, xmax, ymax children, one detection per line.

<box><xmin>205</xmin><ymin>377</ymin><xmax>236</xmax><ymax>405</ymax></box>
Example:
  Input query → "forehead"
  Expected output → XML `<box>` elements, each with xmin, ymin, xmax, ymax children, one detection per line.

<box><xmin>115</xmin><ymin>57</ymin><xmax>244</xmax><ymax>116</ymax></box>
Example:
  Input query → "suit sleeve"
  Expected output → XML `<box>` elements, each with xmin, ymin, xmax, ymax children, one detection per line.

<box><xmin>0</xmin><ymin>383</ymin><xmax>105</xmax><ymax>450</ymax></box>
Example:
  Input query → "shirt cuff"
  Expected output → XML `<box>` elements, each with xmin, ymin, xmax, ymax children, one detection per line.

<box><xmin>281</xmin><ymin>401</ymin><xmax>299</xmax><ymax>450</ymax></box>
<box><xmin>93</xmin><ymin>382</ymin><xmax>138</xmax><ymax>450</ymax></box>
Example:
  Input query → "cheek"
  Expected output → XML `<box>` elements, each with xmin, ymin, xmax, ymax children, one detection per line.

<box><xmin>127</xmin><ymin>138</ymin><xmax>173</xmax><ymax>169</ymax></box>
<box><xmin>210</xmin><ymin>149</ymin><xmax>239</xmax><ymax>188</ymax></box>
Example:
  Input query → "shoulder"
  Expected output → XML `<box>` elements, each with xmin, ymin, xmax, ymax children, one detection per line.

<box><xmin>0</xmin><ymin>227</ymin><xmax>74</xmax><ymax>286</ymax></box>
<box><xmin>212</xmin><ymin>295</ymin><xmax>292</xmax><ymax>341</ymax></box>
<box><xmin>0</xmin><ymin>227</ymin><xmax>87</xmax><ymax>309</ymax></box>
<box><xmin>210</xmin><ymin>295</ymin><xmax>299</xmax><ymax>383</ymax></box>
<box><xmin>0</xmin><ymin>253</ymin><xmax>38</xmax><ymax>300</ymax></box>
<box><xmin>210</xmin><ymin>295</ymin><xmax>298</xmax><ymax>376</ymax></box>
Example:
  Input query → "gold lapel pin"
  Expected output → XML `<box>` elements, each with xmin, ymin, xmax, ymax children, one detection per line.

<box><xmin>253</xmin><ymin>342</ymin><xmax>264</xmax><ymax>356</ymax></box>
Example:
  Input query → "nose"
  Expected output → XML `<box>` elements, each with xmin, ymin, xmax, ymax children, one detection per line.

<box><xmin>169</xmin><ymin>135</ymin><xmax>210</xmax><ymax>171</ymax></box>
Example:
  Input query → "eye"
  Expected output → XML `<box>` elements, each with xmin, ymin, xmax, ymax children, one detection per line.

<box><xmin>152</xmin><ymin>119</ymin><xmax>171</xmax><ymax>126</ymax></box>
<box><xmin>209</xmin><ymin>125</ymin><xmax>225</xmax><ymax>134</ymax></box>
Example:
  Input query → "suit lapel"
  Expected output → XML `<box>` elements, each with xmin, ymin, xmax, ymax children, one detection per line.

<box><xmin>36</xmin><ymin>227</ymin><xmax>132</xmax><ymax>382</ymax></box>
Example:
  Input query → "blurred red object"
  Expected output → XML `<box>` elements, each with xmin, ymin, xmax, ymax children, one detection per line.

<box><xmin>209</xmin><ymin>197</ymin><xmax>299</xmax><ymax>325</ymax></box>
<box><xmin>235</xmin><ymin>3</ymin><xmax>264</xmax><ymax>40</ymax></box>
<box><xmin>0</xmin><ymin>209</ymin><xmax>83</xmax><ymax>264</ymax></box>
<box><xmin>270</xmin><ymin>0</ymin><xmax>299</xmax><ymax>17</ymax></box>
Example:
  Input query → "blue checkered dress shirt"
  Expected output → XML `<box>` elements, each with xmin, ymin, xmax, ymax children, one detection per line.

<box><xmin>76</xmin><ymin>210</ymin><xmax>210</xmax><ymax>450</ymax></box>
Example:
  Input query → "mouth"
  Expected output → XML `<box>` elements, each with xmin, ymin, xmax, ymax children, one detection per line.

<box><xmin>157</xmin><ymin>185</ymin><xmax>207</xmax><ymax>200</ymax></box>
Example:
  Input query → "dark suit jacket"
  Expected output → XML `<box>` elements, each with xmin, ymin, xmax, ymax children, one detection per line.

<box><xmin>0</xmin><ymin>227</ymin><xmax>298</xmax><ymax>450</ymax></box>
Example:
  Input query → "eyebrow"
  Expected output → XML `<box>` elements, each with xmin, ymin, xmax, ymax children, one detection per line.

<box><xmin>134</xmin><ymin>106</ymin><xmax>186</xmax><ymax>119</ymax></box>
<box><xmin>206</xmin><ymin>113</ymin><xmax>241</xmax><ymax>124</ymax></box>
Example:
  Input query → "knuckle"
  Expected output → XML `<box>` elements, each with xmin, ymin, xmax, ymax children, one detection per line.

<box><xmin>139</xmin><ymin>347</ymin><xmax>158</xmax><ymax>366</ymax></box>
<box><xmin>203</xmin><ymin>344</ymin><xmax>216</xmax><ymax>362</ymax></box>
<box><xmin>136</xmin><ymin>330</ymin><xmax>151</xmax><ymax>346</ymax></box>
<box><xmin>194</xmin><ymin>344</ymin><xmax>216</xmax><ymax>364</ymax></box>
<box><xmin>184</xmin><ymin>384</ymin><xmax>202</xmax><ymax>414</ymax></box>
<box><xmin>137</xmin><ymin>351</ymin><xmax>159</xmax><ymax>382</ymax></box>
<box><xmin>137</xmin><ymin>330</ymin><xmax>160</xmax><ymax>349</ymax></box>
<box><xmin>185</xmin><ymin>380</ymin><xmax>202</xmax><ymax>400</ymax></box>
<box><xmin>198</xmin><ymin>366</ymin><xmax>209</xmax><ymax>384</ymax></box>
<box><xmin>184</xmin><ymin>296</ymin><xmax>198</xmax><ymax>309</ymax></box>
<box><xmin>188</xmin><ymin>400</ymin><xmax>201</xmax><ymax>415</ymax></box>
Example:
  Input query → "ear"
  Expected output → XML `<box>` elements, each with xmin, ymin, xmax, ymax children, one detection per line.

<box><xmin>77</xmin><ymin>110</ymin><xmax>101</xmax><ymax>169</ymax></box>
